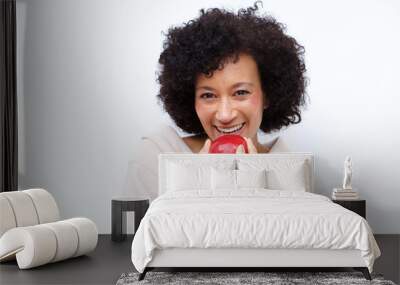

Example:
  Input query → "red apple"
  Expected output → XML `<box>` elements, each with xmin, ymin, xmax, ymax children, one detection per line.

<box><xmin>209</xmin><ymin>135</ymin><xmax>249</xmax><ymax>154</ymax></box>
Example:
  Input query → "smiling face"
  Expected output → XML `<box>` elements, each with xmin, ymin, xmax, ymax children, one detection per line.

<box><xmin>195</xmin><ymin>53</ymin><xmax>266</xmax><ymax>144</ymax></box>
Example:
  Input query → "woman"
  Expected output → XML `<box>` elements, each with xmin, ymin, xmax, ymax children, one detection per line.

<box><xmin>123</xmin><ymin>3</ymin><xmax>307</xmax><ymax>201</ymax></box>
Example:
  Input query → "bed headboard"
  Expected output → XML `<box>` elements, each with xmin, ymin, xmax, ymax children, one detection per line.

<box><xmin>159</xmin><ymin>153</ymin><xmax>314</xmax><ymax>195</ymax></box>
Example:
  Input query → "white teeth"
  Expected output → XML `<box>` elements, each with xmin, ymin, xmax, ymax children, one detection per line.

<box><xmin>216</xmin><ymin>123</ymin><xmax>245</xmax><ymax>134</ymax></box>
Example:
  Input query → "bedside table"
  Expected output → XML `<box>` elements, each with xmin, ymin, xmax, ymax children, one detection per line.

<box><xmin>332</xmin><ymin>199</ymin><xmax>366</xmax><ymax>219</ymax></box>
<box><xmin>111</xmin><ymin>197</ymin><xmax>149</xmax><ymax>242</ymax></box>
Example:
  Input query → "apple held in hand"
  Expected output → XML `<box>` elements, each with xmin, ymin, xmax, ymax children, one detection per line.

<box><xmin>209</xmin><ymin>134</ymin><xmax>249</xmax><ymax>154</ymax></box>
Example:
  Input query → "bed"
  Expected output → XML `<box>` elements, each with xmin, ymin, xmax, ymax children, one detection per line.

<box><xmin>131</xmin><ymin>153</ymin><xmax>381</xmax><ymax>280</ymax></box>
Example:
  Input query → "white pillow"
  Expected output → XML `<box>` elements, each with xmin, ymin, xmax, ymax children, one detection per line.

<box><xmin>266</xmin><ymin>162</ymin><xmax>307</xmax><ymax>191</ymax></box>
<box><xmin>236</xmin><ymin>169</ymin><xmax>267</xmax><ymax>189</ymax></box>
<box><xmin>237</xmin><ymin>159</ymin><xmax>309</xmax><ymax>191</ymax></box>
<box><xmin>211</xmin><ymin>168</ymin><xmax>268</xmax><ymax>190</ymax></box>
<box><xmin>211</xmin><ymin>168</ymin><xmax>236</xmax><ymax>190</ymax></box>
<box><xmin>167</xmin><ymin>162</ymin><xmax>211</xmax><ymax>191</ymax></box>
<box><xmin>166</xmin><ymin>158</ymin><xmax>236</xmax><ymax>192</ymax></box>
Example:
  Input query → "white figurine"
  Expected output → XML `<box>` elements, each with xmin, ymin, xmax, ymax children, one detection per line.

<box><xmin>342</xmin><ymin>156</ymin><xmax>353</xmax><ymax>190</ymax></box>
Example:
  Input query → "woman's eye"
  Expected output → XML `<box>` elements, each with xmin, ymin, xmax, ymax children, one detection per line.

<box><xmin>200</xmin><ymin>92</ymin><xmax>215</xmax><ymax>99</ymax></box>
<box><xmin>235</xmin><ymin>90</ymin><xmax>250</xmax><ymax>96</ymax></box>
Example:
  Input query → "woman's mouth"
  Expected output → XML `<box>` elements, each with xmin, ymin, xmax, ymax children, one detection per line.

<box><xmin>215</xmin><ymin>123</ymin><xmax>245</xmax><ymax>134</ymax></box>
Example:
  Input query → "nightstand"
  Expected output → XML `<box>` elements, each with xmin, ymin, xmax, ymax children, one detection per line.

<box><xmin>332</xmin><ymin>199</ymin><xmax>366</xmax><ymax>219</ymax></box>
<box><xmin>111</xmin><ymin>197</ymin><xmax>149</xmax><ymax>242</ymax></box>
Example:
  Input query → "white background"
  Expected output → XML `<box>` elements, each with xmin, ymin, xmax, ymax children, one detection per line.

<box><xmin>16</xmin><ymin>0</ymin><xmax>400</xmax><ymax>233</ymax></box>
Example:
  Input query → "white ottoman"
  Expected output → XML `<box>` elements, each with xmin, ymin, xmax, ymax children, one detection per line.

<box><xmin>0</xmin><ymin>189</ymin><xmax>98</xmax><ymax>269</ymax></box>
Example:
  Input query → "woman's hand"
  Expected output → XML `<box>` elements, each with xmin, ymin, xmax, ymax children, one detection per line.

<box><xmin>199</xmin><ymin>137</ymin><xmax>257</xmax><ymax>154</ymax></box>
<box><xmin>198</xmin><ymin>139</ymin><xmax>211</xmax><ymax>154</ymax></box>
<box><xmin>236</xmin><ymin>137</ymin><xmax>258</xmax><ymax>154</ymax></box>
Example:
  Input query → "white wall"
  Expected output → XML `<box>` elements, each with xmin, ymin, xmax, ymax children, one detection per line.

<box><xmin>17</xmin><ymin>0</ymin><xmax>400</xmax><ymax>233</ymax></box>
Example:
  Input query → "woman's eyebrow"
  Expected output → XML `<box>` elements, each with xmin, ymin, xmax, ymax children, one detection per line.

<box><xmin>196</xmin><ymin>82</ymin><xmax>254</xmax><ymax>91</ymax></box>
<box><xmin>195</xmin><ymin>86</ymin><xmax>215</xmax><ymax>91</ymax></box>
<box><xmin>231</xmin><ymin>82</ymin><xmax>254</xmax><ymax>88</ymax></box>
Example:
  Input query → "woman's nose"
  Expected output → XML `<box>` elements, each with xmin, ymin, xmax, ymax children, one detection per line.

<box><xmin>215</xmin><ymin>98</ymin><xmax>236</xmax><ymax>123</ymax></box>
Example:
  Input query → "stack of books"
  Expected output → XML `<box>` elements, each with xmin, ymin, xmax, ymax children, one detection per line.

<box><xmin>332</xmin><ymin>188</ymin><xmax>359</xmax><ymax>200</ymax></box>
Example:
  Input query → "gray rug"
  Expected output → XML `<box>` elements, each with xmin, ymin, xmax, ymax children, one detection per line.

<box><xmin>116</xmin><ymin>271</ymin><xmax>397</xmax><ymax>285</ymax></box>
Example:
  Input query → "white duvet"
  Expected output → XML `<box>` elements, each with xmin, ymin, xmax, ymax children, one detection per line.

<box><xmin>131</xmin><ymin>190</ymin><xmax>380</xmax><ymax>273</ymax></box>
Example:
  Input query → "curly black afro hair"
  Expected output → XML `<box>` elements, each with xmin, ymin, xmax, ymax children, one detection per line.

<box><xmin>157</xmin><ymin>2</ymin><xmax>307</xmax><ymax>134</ymax></box>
